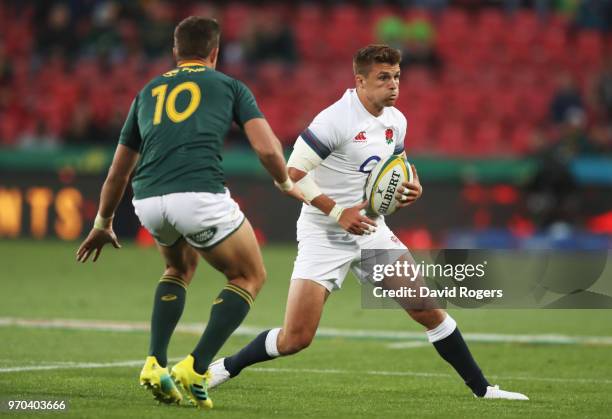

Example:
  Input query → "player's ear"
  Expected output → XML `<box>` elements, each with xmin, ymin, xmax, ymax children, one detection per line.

<box><xmin>355</xmin><ymin>74</ymin><xmax>365</xmax><ymax>89</ymax></box>
<box><xmin>209</xmin><ymin>47</ymin><xmax>219</xmax><ymax>68</ymax></box>
<box><xmin>172</xmin><ymin>46</ymin><xmax>177</xmax><ymax>61</ymax></box>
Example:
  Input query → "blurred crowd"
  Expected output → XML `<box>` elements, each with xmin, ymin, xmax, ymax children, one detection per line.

<box><xmin>0</xmin><ymin>0</ymin><xmax>610</xmax><ymax>157</ymax></box>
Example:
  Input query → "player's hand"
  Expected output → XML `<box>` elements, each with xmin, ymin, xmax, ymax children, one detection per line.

<box><xmin>395</xmin><ymin>164</ymin><xmax>422</xmax><ymax>209</ymax></box>
<box><xmin>274</xmin><ymin>180</ymin><xmax>307</xmax><ymax>204</ymax></box>
<box><xmin>76</xmin><ymin>228</ymin><xmax>121</xmax><ymax>263</ymax></box>
<box><xmin>283</xmin><ymin>183</ymin><xmax>307</xmax><ymax>204</ymax></box>
<box><xmin>338</xmin><ymin>201</ymin><xmax>377</xmax><ymax>235</ymax></box>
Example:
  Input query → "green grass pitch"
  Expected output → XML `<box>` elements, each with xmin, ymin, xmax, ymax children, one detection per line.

<box><xmin>1</xmin><ymin>240</ymin><xmax>611</xmax><ymax>418</ymax></box>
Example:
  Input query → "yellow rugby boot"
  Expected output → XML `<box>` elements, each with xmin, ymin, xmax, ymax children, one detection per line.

<box><xmin>170</xmin><ymin>355</ymin><xmax>213</xmax><ymax>409</ymax></box>
<box><xmin>139</xmin><ymin>356</ymin><xmax>183</xmax><ymax>405</ymax></box>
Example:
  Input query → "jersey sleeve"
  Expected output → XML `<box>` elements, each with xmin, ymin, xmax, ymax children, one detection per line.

<box><xmin>394</xmin><ymin>114</ymin><xmax>408</xmax><ymax>155</ymax></box>
<box><xmin>233</xmin><ymin>80</ymin><xmax>264</xmax><ymax>128</ymax></box>
<box><xmin>118</xmin><ymin>96</ymin><xmax>143</xmax><ymax>151</ymax></box>
<box><xmin>298</xmin><ymin>109</ymin><xmax>342</xmax><ymax>159</ymax></box>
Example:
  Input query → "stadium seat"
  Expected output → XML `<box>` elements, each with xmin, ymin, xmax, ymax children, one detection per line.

<box><xmin>435</xmin><ymin>119</ymin><xmax>467</xmax><ymax>156</ymax></box>
<box><xmin>0</xmin><ymin>4</ymin><xmax>608</xmax><ymax>157</ymax></box>
<box><xmin>472</xmin><ymin>119</ymin><xmax>503</xmax><ymax>156</ymax></box>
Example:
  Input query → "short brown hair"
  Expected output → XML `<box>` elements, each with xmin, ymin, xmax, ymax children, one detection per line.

<box><xmin>174</xmin><ymin>16</ymin><xmax>220</xmax><ymax>60</ymax></box>
<box><xmin>353</xmin><ymin>44</ymin><xmax>401</xmax><ymax>76</ymax></box>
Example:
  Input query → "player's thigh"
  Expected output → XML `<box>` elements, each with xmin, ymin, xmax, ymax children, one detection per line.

<box><xmin>278</xmin><ymin>278</ymin><xmax>329</xmax><ymax>352</ymax></box>
<box><xmin>195</xmin><ymin>218</ymin><xmax>266</xmax><ymax>296</ymax></box>
<box><xmin>293</xmin><ymin>222</ymin><xmax>358</xmax><ymax>292</ymax></box>
<box><xmin>377</xmin><ymin>252</ymin><xmax>446</xmax><ymax>327</ymax></box>
<box><xmin>356</xmin><ymin>223</ymin><xmax>444</xmax><ymax>324</ymax></box>
<box><xmin>156</xmin><ymin>238</ymin><xmax>199</xmax><ymax>285</ymax></box>
<box><xmin>351</xmin><ymin>220</ymin><xmax>408</xmax><ymax>284</ymax></box>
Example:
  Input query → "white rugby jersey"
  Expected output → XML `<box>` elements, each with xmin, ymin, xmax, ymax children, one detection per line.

<box><xmin>298</xmin><ymin>88</ymin><xmax>407</xmax><ymax>217</ymax></box>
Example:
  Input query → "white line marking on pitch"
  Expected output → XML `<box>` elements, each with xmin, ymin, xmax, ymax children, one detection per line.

<box><xmin>1</xmin><ymin>360</ymin><xmax>611</xmax><ymax>385</ymax></box>
<box><xmin>386</xmin><ymin>341</ymin><xmax>430</xmax><ymax>349</ymax></box>
<box><xmin>2</xmin><ymin>317</ymin><xmax>612</xmax><ymax>346</ymax></box>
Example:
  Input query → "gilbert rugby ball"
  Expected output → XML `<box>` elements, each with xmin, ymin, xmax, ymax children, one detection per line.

<box><xmin>365</xmin><ymin>156</ymin><xmax>413</xmax><ymax>216</ymax></box>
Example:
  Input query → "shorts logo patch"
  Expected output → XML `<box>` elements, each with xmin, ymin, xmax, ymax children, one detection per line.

<box><xmin>188</xmin><ymin>227</ymin><xmax>217</xmax><ymax>244</ymax></box>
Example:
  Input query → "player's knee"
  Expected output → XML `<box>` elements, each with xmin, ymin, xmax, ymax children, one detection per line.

<box><xmin>245</xmin><ymin>266</ymin><xmax>267</xmax><ymax>293</ymax></box>
<box><xmin>255</xmin><ymin>266</ymin><xmax>267</xmax><ymax>289</ymax></box>
<box><xmin>277</xmin><ymin>330</ymin><xmax>314</xmax><ymax>355</ymax></box>
<box><xmin>407</xmin><ymin>309</ymin><xmax>445</xmax><ymax>329</ymax></box>
<box><xmin>186</xmin><ymin>249</ymin><xmax>199</xmax><ymax>270</ymax></box>
<box><xmin>183</xmin><ymin>266</ymin><xmax>197</xmax><ymax>284</ymax></box>
<box><xmin>164</xmin><ymin>264</ymin><xmax>196</xmax><ymax>286</ymax></box>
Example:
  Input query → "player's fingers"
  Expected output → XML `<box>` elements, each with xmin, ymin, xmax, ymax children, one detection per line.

<box><xmin>93</xmin><ymin>247</ymin><xmax>102</xmax><ymax>262</ymax></box>
<box><xmin>402</xmin><ymin>182</ymin><xmax>420</xmax><ymax>192</ymax></box>
<box><xmin>360</xmin><ymin>222</ymin><xmax>375</xmax><ymax>234</ymax></box>
<box><xmin>411</xmin><ymin>164</ymin><xmax>419</xmax><ymax>180</ymax></box>
<box><xmin>359</xmin><ymin>216</ymin><xmax>377</xmax><ymax>227</ymax></box>
<box><xmin>349</xmin><ymin>225</ymin><xmax>364</xmax><ymax>235</ymax></box>
<box><xmin>397</xmin><ymin>186</ymin><xmax>413</xmax><ymax>196</ymax></box>
<box><xmin>396</xmin><ymin>192</ymin><xmax>416</xmax><ymax>202</ymax></box>
<box><xmin>111</xmin><ymin>237</ymin><xmax>121</xmax><ymax>249</ymax></box>
<box><xmin>76</xmin><ymin>245</ymin><xmax>86</xmax><ymax>261</ymax></box>
<box><xmin>80</xmin><ymin>248</ymin><xmax>93</xmax><ymax>263</ymax></box>
<box><xmin>287</xmin><ymin>186</ymin><xmax>306</xmax><ymax>203</ymax></box>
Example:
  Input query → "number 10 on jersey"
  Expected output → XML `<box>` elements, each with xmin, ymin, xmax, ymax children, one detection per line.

<box><xmin>151</xmin><ymin>82</ymin><xmax>201</xmax><ymax>125</ymax></box>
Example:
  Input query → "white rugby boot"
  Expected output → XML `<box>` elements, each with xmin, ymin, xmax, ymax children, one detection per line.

<box><xmin>478</xmin><ymin>385</ymin><xmax>529</xmax><ymax>400</ymax></box>
<box><xmin>208</xmin><ymin>358</ymin><xmax>232</xmax><ymax>390</ymax></box>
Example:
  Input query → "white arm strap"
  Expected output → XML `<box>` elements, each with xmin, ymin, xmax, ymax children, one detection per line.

<box><xmin>287</xmin><ymin>137</ymin><xmax>323</xmax><ymax>172</ymax></box>
<box><xmin>287</xmin><ymin>138</ymin><xmax>344</xmax><ymax>223</ymax></box>
<box><xmin>287</xmin><ymin>137</ymin><xmax>324</xmax><ymax>203</ymax></box>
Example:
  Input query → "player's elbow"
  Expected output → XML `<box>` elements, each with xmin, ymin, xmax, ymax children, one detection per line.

<box><xmin>255</xmin><ymin>147</ymin><xmax>280</xmax><ymax>162</ymax></box>
<box><xmin>287</xmin><ymin>167</ymin><xmax>306</xmax><ymax>182</ymax></box>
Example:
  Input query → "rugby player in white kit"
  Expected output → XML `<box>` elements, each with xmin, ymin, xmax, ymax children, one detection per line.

<box><xmin>208</xmin><ymin>45</ymin><xmax>528</xmax><ymax>401</ymax></box>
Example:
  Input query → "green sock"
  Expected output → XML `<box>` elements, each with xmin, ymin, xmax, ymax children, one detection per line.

<box><xmin>148</xmin><ymin>276</ymin><xmax>187</xmax><ymax>367</ymax></box>
<box><xmin>192</xmin><ymin>284</ymin><xmax>253</xmax><ymax>374</ymax></box>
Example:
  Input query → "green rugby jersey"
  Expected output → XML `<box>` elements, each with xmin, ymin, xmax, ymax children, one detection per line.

<box><xmin>119</xmin><ymin>62</ymin><xmax>263</xmax><ymax>199</ymax></box>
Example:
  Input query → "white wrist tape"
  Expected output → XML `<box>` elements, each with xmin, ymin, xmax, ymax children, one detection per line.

<box><xmin>296</xmin><ymin>173</ymin><xmax>322</xmax><ymax>203</ymax></box>
<box><xmin>328</xmin><ymin>205</ymin><xmax>345</xmax><ymax>222</ymax></box>
<box><xmin>93</xmin><ymin>213</ymin><xmax>113</xmax><ymax>230</ymax></box>
<box><xmin>275</xmin><ymin>177</ymin><xmax>294</xmax><ymax>191</ymax></box>
<box><xmin>287</xmin><ymin>137</ymin><xmax>323</xmax><ymax>172</ymax></box>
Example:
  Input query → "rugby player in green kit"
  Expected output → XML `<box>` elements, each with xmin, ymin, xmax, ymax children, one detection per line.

<box><xmin>76</xmin><ymin>16</ymin><xmax>302</xmax><ymax>409</ymax></box>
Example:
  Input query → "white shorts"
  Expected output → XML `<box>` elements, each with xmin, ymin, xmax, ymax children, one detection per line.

<box><xmin>132</xmin><ymin>189</ymin><xmax>245</xmax><ymax>249</ymax></box>
<box><xmin>291</xmin><ymin>213</ymin><xmax>408</xmax><ymax>292</ymax></box>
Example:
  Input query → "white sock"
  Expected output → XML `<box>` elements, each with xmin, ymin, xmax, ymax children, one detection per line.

<box><xmin>426</xmin><ymin>314</ymin><xmax>457</xmax><ymax>343</ymax></box>
<box><xmin>265</xmin><ymin>327</ymin><xmax>281</xmax><ymax>358</ymax></box>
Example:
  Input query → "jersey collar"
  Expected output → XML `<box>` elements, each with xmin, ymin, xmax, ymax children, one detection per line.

<box><xmin>177</xmin><ymin>60</ymin><xmax>209</xmax><ymax>68</ymax></box>
<box><xmin>349</xmin><ymin>89</ymin><xmax>392</xmax><ymax>125</ymax></box>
